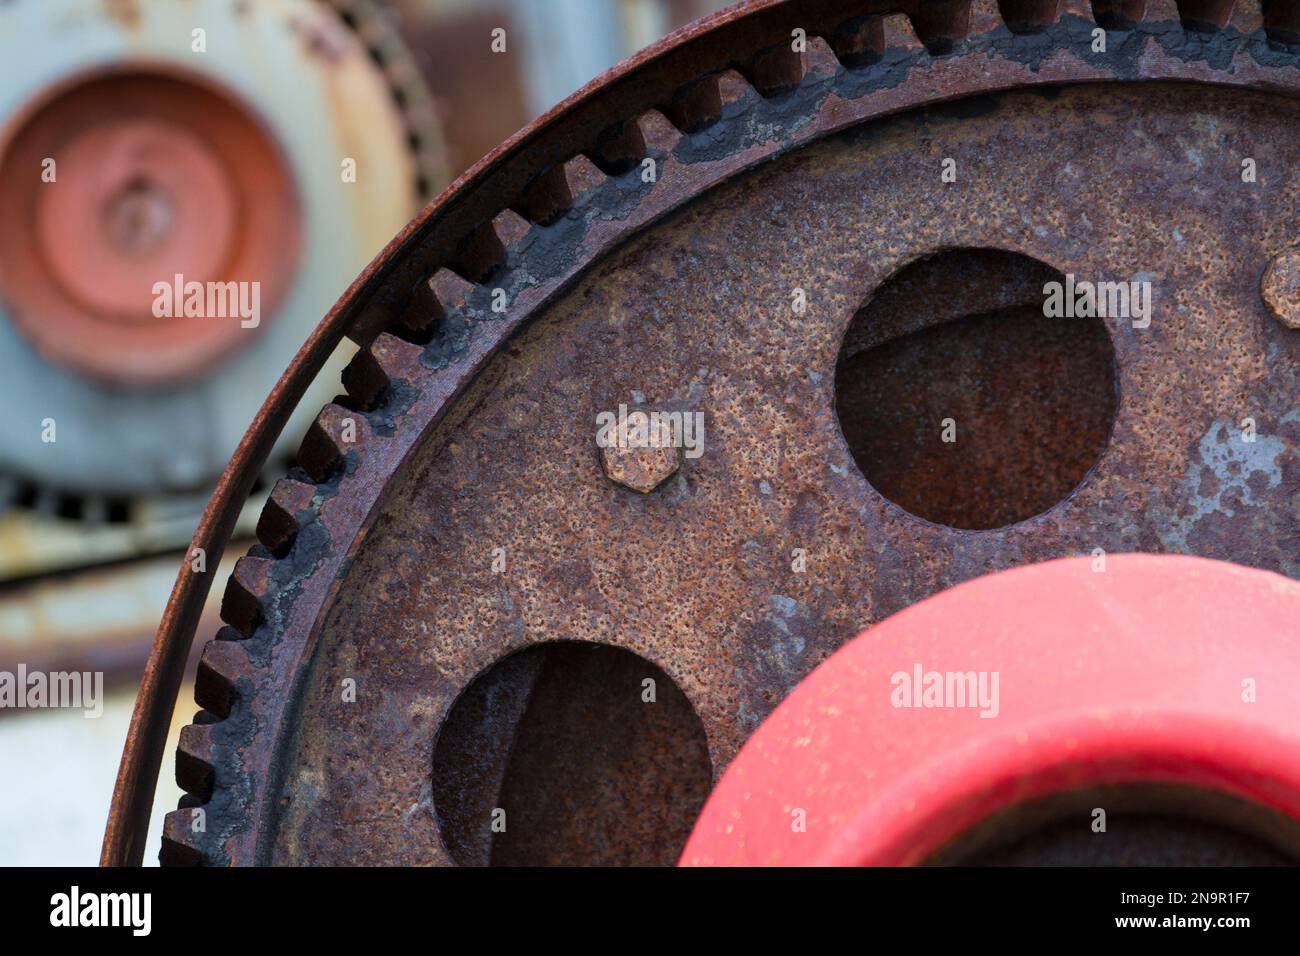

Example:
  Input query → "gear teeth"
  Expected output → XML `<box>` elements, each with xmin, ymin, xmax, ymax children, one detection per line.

<box><xmin>175</xmin><ymin>722</ymin><xmax>216</xmax><ymax>801</ymax></box>
<box><xmin>1091</xmin><ymin>0</ymin><xmax>1148</xmax><ymax>28</ymax></box>
<box><xmin>491</xmin><ymin>208</ymin><xmax>532</xmax><ymax>249</ymax></box>
<box><xmin>452</xmin><ymin>222</ymin><xmax>505</xmax><ymax>282</ymax></box>
<box><xmin>297</xmin><ymin>403</ymin><xmax>371</xmax><ymax>484</ymax></box>
<box><xmin>195</xmin><ymin>633</ymin><xmax>253</xmax><ymax>718</ymax></box>
<box><xmin>515</xmin><ymin>154</ymin><xmax>607</xmax><ymax>224</ymax></box>
<box><xmin>883</xmin><ymin>12</ymin><xmax>929</xmax><ymax>53</ymax></box>
<box><xmin>256</xmin><ymin>478</ymin><xmax>318</xmax><ymax>556</ymax></box>
<box><xmin>1263</xmin><ymin>0</ymin><xmax>1300</xmax><ymax>44</ymax></box>
<box><xmin>997</xmin><ymin>1</ymin><xmax>1066</xmax><ymax>32</ymax></box>
<box><xmin>668</xmin><ymin>70</ymin><xmax>753</xmax><ymax>132</ymax></box>
<box><xmin>831</xmin><ymin>15</ymin><xmax>886</xmax><ymax>67</ymax></box>
<box><xmin>747</xmin><ymin>42</ymin><xmax>806</xmax><ymax>95</ymax></box>
<box><xmin>220</xmin><ymin>555</ymin><xmax>275</xmax><ymax>638</ymax></box>
<box><xmin>341</xmin><ymin>332</ymin><xmax>424</xmax><ymax>412</ymax></box>
<box><xmin>635</xmin><ymin>109</ymin><xmax>683</xmax><ymax>154</ymax></box>
<box><xmin>802</xmin><ymin>35</ymin><xmax>842</xmax><ymax>77</ymax></box>
<box><xmin>160</xmin><ymin>808</ymin><xmax>202</xmax><ymax>867</ymax></box>
<box><xmin>1228</xmin><ymin>0</ymin><xmax>1262</xmax><ymax>32</ymax></box>
<box><xmin>348</xmin><ymin>300</ymin><xmax>395</xmax><ymax>348</ymax></box>
<box><xmin>398</xmin><ymin>267</ymin><xmax>476</xmax><ymax>342</ymax></box>
<box><xmin>455</xmin><ymin>209</ymin><xmax>537</xmax><ymax>280</ymax></box>
<box><xmin>967</xmin><ymin>0</ymin><xmax>1009</xmax><ymax>32</ymax></box>
<box><xmin>591</xmin><ymin>118</ymin><xmax>647</xmax><ymax>175</ymax></box>
<box><xmin>1059</xmin><ymin>0</ymin><xmax>1098</xmax><ymax>17</ymax></box>
<box><xmin>910</xmin><ymin>1</ymin><xmax>974</xmax><ymax>52</ymax></box>
<box><xmin>1175</xmin><ymin>0</ymin><xmax>1236</xmax><ymax>30</ymax></box>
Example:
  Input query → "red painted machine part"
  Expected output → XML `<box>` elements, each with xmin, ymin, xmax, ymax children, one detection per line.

<box><xmin>680</xmin><ymin>554</ymin><xmax>1300</xmax><ymax>866</ymax></box>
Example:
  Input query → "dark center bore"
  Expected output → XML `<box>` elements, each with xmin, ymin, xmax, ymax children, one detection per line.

<box><xmin>835</xmin><ymin>248</ymin><xmax>1118</xmax><ymax>530</ymax></box>
<box><xmin>927</xmin><ymin>784</ymin><xmax>1300</xmax><ymax>866</ymax></box>
<box><xmin>432</xmin><ymin>642</ymin><xmax>713</xmax><ymax>866</ymax></box>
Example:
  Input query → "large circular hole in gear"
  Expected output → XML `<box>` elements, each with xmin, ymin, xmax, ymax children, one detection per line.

<box><xmin>432</xmin><ymin>642</ymin><xmax>713</xmax><ymax>866</ymax></box>
<box><xmin>926</xmin><ymin>784</ymin><xmax>1300</xmax><ymax>866</ymax></box>
<box><xmin>0</xmin><ymin>69</ymin><xmax>301</xmax><ymax>388</ymax></box>
<box><xmin>834</xmin><ymin>248</ymin><xmax>1119</xmax><ymax>530</ymax></box>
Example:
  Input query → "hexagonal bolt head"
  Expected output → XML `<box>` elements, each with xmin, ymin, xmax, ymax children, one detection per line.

<box><xmin>1262</xmin><ymin>250</ymin><xmax>1300</xmax><ymax>330</ymax></box>
<box><xmin>599</xmin><ymin>414</ymin><xmax>680</xmax><ymax>493</ymax></box>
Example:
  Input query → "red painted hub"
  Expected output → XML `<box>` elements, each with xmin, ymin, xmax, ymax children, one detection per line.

<box><xmin>0</xmin><ymin>70</ymin><xmax>301</xmax><ymax>387</ymax></box>
<box><xmin>681</xmin><ymin>555</ymin><xmax>1300</xmax><ymax>866</ymax></box>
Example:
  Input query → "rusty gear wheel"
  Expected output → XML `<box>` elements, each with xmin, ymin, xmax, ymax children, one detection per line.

<box><xmin>101</xmin><ymin>0</ymin><xmax>1300</xmax><ymax>867</ymax></box>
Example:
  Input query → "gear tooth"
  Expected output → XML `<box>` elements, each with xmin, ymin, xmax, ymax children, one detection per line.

<box><xmin>1263</xmin><ymin>0</ymin><xmax>1300</xmax><ymax>44</ymax></box>
<box><xmin>516</xmin><ymin>155</ymin><xmax>608</xmax><ymax>224</ymax></box>
<box><xmin>402</xmin><ymin>101</ymin><xmax>439</xmax><ymax>140</ymax></box>
<box><xmin>341</xmin><ymin>332</ymin><xmax>424</xmax><ymax>411</ymax></box>
<box><xmin>220</xmin><ymin>555</ymin><xmax>274</xmax><ymax>637</ymax></box>
<box><xmin>516</xmin><ymin>165</ymin><xmax>573</xmax><ymax>224</ymax></box>
<box><xmin>1228</xmin><ymin>0</ymin><xmax>1262</xmax><ymax>31</ymax></box>
<box><xmin>831</xmin><ymin>15</ymin><xmax>886</xmax><ymax>67</ymax></box>
<box><xmin>490</xmin><ymin>208</ymin><xmax>533</xmax><ymax>249</ymax></box>
<box><xmin>1059</xmin><ymin>0</ymin><xmax>1097</xmax><ymax>18</ymax></box>
<box><xmin>397</xmin><ymin>266</ymin><xmax>473</xmax><ymax>341</ymax></box>
<box><xmin>1140</xmin><ymin>0</ymin><xmax>1182</xmax><ymax>20</ymax></box>
<box><xmin>715</xmin><ymin>69</ymin><xmax>756</xmax><ymax>107</ymax></box>
<box><xmin>346</xmin><ymin>300</ymin><xmax>396</xmax><ymax>349</ymax></box>
<box><xmin>884</xmin><ymin>12</ymin><xmax>929</xmax><ymax>53</ymax></box>
<box><xmin>747</xmin><ymin>42</ymin><xmax>806</xmax><ymax>95</ymax></box>
<box><xmin>635</xmin><ymin>109</ymin><xmax>682</xmax><ymax>154</ymax></box>
<box><xmin>1174</xmin><ymin>0</ymin><xmax>1235</xmax><ymax>30</ymax></box>
<box><xmin>297</xmin><ymin>403</ymin><xmax>370</xmax><ymax>484</ymax></box>
<box><xmin>669</xmin><ymin>74</ymin><xmax>725</xmax><ymax>132</ymax></box>
<box><xmin>665</xmin><ymin>67</ymin><xmax>757</xmax><ymax>129</ymax></box>
<box><xmin>176</xmin><ymin>722</ymin><xmax>216</xmax><ymax>800</ymax></box>
<box><xmin>195</xmin><ymin>633</ymin><xmax>254</xmax><ymax>718</ymax></box>
<box><xmin>428</xmin><ymin>267</ymin><xmax>475</xmax><ymax>311</ymax></box>
<box><xmin>451</xmin><ymin>222</ymin><xmax>505</xmax><ymax>282</ymax></box>
<box><xmin>160</xmin><ymin>809</ymin><xmax>202</xmax><ymax>867</ymax></box>
<box><xmin>591</xmin><ymin>118</ymin><xmax>647</xmax><ymax>175</ymax></box>
<box><xmin>969</xmin><ymin>0</ymin><xmax>1010</xmax><ymax>32</ymax></box>
<box><xmin>910</xmin><ymin>1</ymin><xmax>975</xmax><ymax>52</ymax></box>
<box><xmin>562</xmin><ymin>154</ymin><xmax>608</xmax><ymax>199</ymax></box>
<box><xmin>997</xmin><ymin>1</ymin><xmax>1068</xmax><ymax>32</ymax></box>
<box><xmin>256</xmin><ymin>477</ymin><xmax>317</xmax><ymax>556</ymax></box>
<box><xmin>801</xmin><ymin>35</ymin><xmax>841</xmax><ymax>77</ymax></box>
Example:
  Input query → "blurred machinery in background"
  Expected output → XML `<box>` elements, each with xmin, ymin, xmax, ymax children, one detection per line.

<box><xmin>0</xmin><ymin>0</ymin><xmax>444</xmax><ymax>687</ymax></box>
<box><xmin>0</xmin><ymin>0</ymin><xmax>725</xmax><ymax>694</ymax></box>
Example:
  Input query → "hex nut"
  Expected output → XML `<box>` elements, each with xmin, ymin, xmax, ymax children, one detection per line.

<box><xmin>599</xmin><ymin>413</ymin><xmax>680</xmax><ymax>493</ymax></box>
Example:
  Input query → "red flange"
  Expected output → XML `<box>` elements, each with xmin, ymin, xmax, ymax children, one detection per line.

<box><xmin>0</xmin><ymin>70</ymin><xmax>300</xmax><ymax>388</ymax></box>
<box><xmin>681</xmin><ymin>554</ymin><xmax>1300</xmax><ymax>866</ymax></box>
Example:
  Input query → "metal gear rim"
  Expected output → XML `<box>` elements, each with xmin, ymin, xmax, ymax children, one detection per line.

<box><xmin>97</xmin><ymin>0</ymin><xmax>1300</xmax><ymax>865</ymax></box>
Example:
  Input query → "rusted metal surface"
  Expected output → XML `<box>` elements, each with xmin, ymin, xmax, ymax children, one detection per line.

<box><xmin>104</xmin><ymin>0</ymin><xmax>1300</xmax><ymax>866</ymax></box>
<box><xmin>1262</xmin><ymin>248</ymin><xmax>1300</xmax><ymax>329</ymax></box>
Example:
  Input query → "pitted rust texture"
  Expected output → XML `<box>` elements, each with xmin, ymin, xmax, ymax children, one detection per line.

<box><xmin>267</xmin><ymin>83</ymin><xmax>1300</xmax><ymax>865</ymax></box>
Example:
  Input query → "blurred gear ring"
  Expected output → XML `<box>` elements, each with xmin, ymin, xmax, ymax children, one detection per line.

<box><xmin>0</xmin><ymin>0</ymin><xmax>446</xmax><ymax>526</ymax></box>
<box><xmin>94</xmin><ymin>0</ymin><xmax>1300</xmax><ymax>867</ymax></box>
